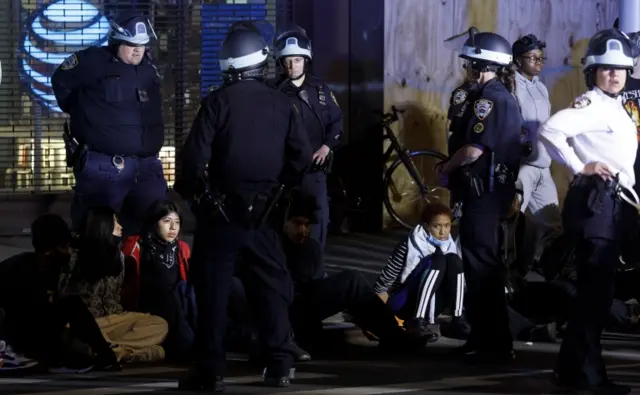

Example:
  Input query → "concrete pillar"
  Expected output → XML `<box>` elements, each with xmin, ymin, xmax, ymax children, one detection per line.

<box><xmin>619</xmin><ymin>0</ymin><xmax>640</xmax><ymax>33</ymax></box>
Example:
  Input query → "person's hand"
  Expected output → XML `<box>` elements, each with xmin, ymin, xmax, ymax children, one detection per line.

<box><xmin>377</xmin><ymin>292</ymin><xmax>389</xmax><ymax>303</ymax></box>
<box><xmin>580</xmin><ymin>162</ymin><xmax>613</xmax><ymax>181</ymax></box>
<box><xmin>313</xmin><ymin>145</ymin><xmax>331</xmax><ymax>164</ymax></box>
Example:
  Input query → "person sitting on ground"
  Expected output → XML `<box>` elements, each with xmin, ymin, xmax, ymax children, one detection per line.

<box><xmin>121</xmin><ymin>200</ymin><xmax>196</xmax><ymax>362</ymax></box>
<box><xmin>374</xmin><ymin>203</ymin><xmax>470</xmax><ymax>340</ymax></box>
<box><xmin>278</xmin><ymin>190</ymin><xmax>430</xmax><ymax>353</ymax></box>
<box><xmin>0</xmin><ymin>214</ymin><xmax>119</xmax><ymax>372</ymax></box>
<box><xmin>59</xmin><ymin>206</ymin><xmax>169</xmax><ymax>363</ymax></box>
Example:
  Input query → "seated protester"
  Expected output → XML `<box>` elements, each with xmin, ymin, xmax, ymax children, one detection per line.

<box><xmin>0</xmin><ymin>214</ymin><xmax>118</xmax><ymax>372</ymax></box>
<box><xmin>374</xmin><ymin>203</ymin><xmax>470</xmax><ymax>340</ymax></box>
<box><xmin>59</xmin><ymin>206</ymin><xmax>169</xmax><ymax>363</ymax></box>
<box><xmin>121</xmin><ymin>200</ymin><xmax>196</xmax><ymax>362</ymax></box>
<box><xmin>280</xmin><ymin>191</ymin><xmax>429</xmax><ymax>353</ymax></box>
<box><xmin>535</xmin><ymin>234</ymin><xmax>640</xmax><ymax>333</ymax></box>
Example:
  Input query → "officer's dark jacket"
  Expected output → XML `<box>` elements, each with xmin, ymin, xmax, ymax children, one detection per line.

<box><xmin>267</xmin><ymin>76</ymin><xmax>343</xmax><ymax>152</ymax></box>
<box><xmin>451</xmin><ymin>78</ymin><xmax>523</xmax><ymax>174</ymax></box>
<box><xmin>51</xmin><ymin>46</ymin><xmax>164</xmax><ymax>157</ymax></box>
<box><xmin>176</xmin><ymin>80</ymin><xmax>313</xmax><ymax>197</ymax></box>
<box><xmin>447</xmin><ymin>81</ymin><xmax>478</xmax><ymax>157</ymax></box>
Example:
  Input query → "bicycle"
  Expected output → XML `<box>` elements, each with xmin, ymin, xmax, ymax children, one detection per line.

<box><xmin>382</xmin><ymin>106</ymin><xmax>449</xmax><ymax>229</ymax></box>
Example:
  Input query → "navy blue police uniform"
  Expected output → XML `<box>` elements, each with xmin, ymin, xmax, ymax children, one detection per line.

<box><xmin>447</xmin><ymin>81</ymin><xmax>478</xmax><ymax>157</ymax></box>
<box><xmin>267</xmin><ymin>75</ymin><xmax>342</xmax><ymax>248</ymax></box>
<box><xmin>451</xmin><ymin>79</ymin><xmax>523</xmax><ymax>356</ymax></box>
<box><xmin>269</xmin><ymin>26</ymin><xmax>342</xmax><ymax>248</ymax></box>
<box><xmin>174</xmin><ymin>22</ymin><xmax>313</xmax><ymax>392</ymax></box>
<box><xmin>447</xmin><ymin>81</ymin><xmax>479</xmax><ymax>208</ymax></box>
<box><xmin>51</xmin><ymin>14</ymin><xmax>167</xmax><ymax>233</ymax></box>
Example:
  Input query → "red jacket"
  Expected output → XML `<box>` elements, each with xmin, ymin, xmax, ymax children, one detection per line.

<box><xmin>120</xmin><ymin>235</ymin><xmax>190</xmax><ymax>310</ymax></box>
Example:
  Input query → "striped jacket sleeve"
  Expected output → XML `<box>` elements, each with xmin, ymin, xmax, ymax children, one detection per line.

<box><xmin>373</xmin><ymin>239</ymin><xmax>408</xmax><ymax>294</ymax></box>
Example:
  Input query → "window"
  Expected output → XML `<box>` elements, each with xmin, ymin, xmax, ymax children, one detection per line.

<box><xmin>0</xmin><ymin>0</ymin><xmax>277</xmax><ymax>194</ymax></box>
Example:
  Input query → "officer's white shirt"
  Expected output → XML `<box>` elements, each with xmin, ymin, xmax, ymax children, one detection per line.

<box><xmin>539</xmin><ymin>87</ymin><xmax>638</xmax><ymax>188</ymax></box>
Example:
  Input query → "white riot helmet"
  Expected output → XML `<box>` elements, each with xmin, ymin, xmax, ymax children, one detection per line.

<box><xmin>274</xmin><ymin>25</ymin><xmax>312</xmax><ymax>62</ymax></box>
<box><xmin>108</xmin><ymin>11</ymin><xmax>156</xmax><ymax>46</ymax></box>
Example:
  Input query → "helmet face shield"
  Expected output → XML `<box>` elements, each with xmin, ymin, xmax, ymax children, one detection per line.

<box><xmin>274</xmin><ymin>23</ymin><xmax>312</xmax><ymax>61</ymax></box>
<box><xmin>108</xmin><ymin>15</ymin><xmax>156</xmax><ymax>46</ymax></box>
<box><xmin>219</xmin><ymin>20</ymin><xmax>272</xmax><ymax>73</ymax></box>
<box><xmin>582</xmin><ymin>29</ymin><xmax>635</xmax><ymax>70</ymax></box>
<box><xmin>444</xmin><ymin>27</ymin><xmax>479</xmax><ymax>53</ymax></box>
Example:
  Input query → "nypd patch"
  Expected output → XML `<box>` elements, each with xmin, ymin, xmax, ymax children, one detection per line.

<box><xmin>452</xmin><ymin>89</ymin><xmax>468</xmax><ymax>106</ymax></box>
<box><xmin>571</xmin><ymin>95</ymin><xmax>591</xmax><ymax>109</ymax></box>
<box><xmin>473</xmin><ymin>99</ymin><xmax>493</xmax><ymax>120</ymax></box>
<box><xmin>60</xmin><ymin>54</ymin><xmax>78</xmax><ymax>71</ymax></box>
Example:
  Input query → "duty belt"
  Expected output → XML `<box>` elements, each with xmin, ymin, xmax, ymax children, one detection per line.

<box><xmin>613</xmin><ymin>177</ymin><xmax>640</xmax><ymax>214</ymax></box>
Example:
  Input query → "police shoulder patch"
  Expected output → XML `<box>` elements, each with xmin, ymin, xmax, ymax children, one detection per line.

<box><xmin>473</xmin><ymin>123</ymin><xmax>484</xmax><ymax>133</ymax></box>
<box><xmin>452</xmin><ymin>89</ymin><xmax>468</xmax><ymax>105</ymax></box>
<box><xmin>60</xmin><ymin>54</ymin><xmax>78</xmax><ymax>71</ymax></box>
<box><xmin>473</xmin><ymin>99</ymin><xmax>493</xmax><ymax>120</ymax></box>
<box><xmin>330</xmin><ymin>91</ymin><xmax>339</xmax><ymax>107</ymax></box>
<box><xmin>571</xmin><ymin>95</ymin><xmax>591</xmax><ymax>109</ymax></box>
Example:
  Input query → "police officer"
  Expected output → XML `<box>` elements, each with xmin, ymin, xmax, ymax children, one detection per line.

<box><xmin>174</xmin><ymin>21</ymin><xmax>312</xmax><ymax>391</ymax></box>
<box><xmin>540</xmin><ymin>29</ymin><xmax>637</xmax><ymax>395</ymax></box>
<box><xmin>511</xmin><ymin>34</ymin><xmax>562</xmax><ymax>268</ymax></box>
<box><xmin>438</xmin><ymin>28</ymin><xmax>523</xmax><ymax>361</ymax></box>
<box><xmin>447</xmin><ymin>80</ymin><xmax>477</xmax><ymax>146</ymax></box>
<box><xmin>51</xmin><ymin>12</ymin><xmax>167</xmax><ymax>233</ymax></box>
<box><xmin>267</xmin><ymin>25</ymin><xmax>343</xmax><ymax>249</ymax></box>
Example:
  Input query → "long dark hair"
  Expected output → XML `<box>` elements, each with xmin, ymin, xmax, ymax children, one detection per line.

<box><xmin>76</xmin><ymin>206</ymin><xmax>122</xmax><ymax>283</ymax></box>
<box><xmin>142</xmin><ymin>200</ymin><xmax>182</xmax><ymax>237</ymax></box>
<box><xmin>496</xmin><ymin>65</ymin><xmax>516</xmax><ymax>93</ymax></box>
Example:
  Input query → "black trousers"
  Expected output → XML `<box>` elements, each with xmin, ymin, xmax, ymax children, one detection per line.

<box><xmin>398</xmin><ymin>253</ymin><xmax>465</xmax><ymax>323</ymax></box>
<box><xmin>189</xmin><ymin>218</ymin><xmax>294</xmax><ymax>378</ymax></box>
<box><xmin>459</xmin><ymin>188</ymin><xmax>514</xmax><ymax>353</ymax></box>
<box><xmin>290</xmin><ymin>270</ymin><xmax>404</xmax><ymax>342</ymax></box>
<box><xmin>8</xmin><ymin>295</ymin><xmax>112</xmax><ymax>364</ymax></box>
<box><xmin>556</xmin><ymin>175</ymin><xmax>627</xmax><ymax>388</ymax></box>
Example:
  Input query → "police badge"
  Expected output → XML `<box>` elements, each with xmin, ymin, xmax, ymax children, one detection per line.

<box><xmin>571</xmin><ymin>95</ymin><xmax>591</xmax><ymax>109</ymax></box>
<box><xmin>452</xmin><ymin>89</ymin><xmax>467</xmax><ymax>105</ymax></box>
<box><xmin>60</xmin><ymin>54</ymin><xmax>78</xmax><ymax>71</ymax></box>
<box><xmin>473</xmin><ymin>99</ymin><xmax>493</xmax><ymax>120</ymax></box>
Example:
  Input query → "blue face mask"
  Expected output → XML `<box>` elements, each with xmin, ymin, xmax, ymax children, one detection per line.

<box><xmin>427</xmin><ymin>233</ymin><xmax>445</xmax><ymax>247</ymax></box>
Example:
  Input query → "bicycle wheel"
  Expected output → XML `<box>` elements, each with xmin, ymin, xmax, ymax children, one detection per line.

<box><xmin>383</xmin><ymin>149</ymin><xmax>449</xmax><ymax>229</ymax></box>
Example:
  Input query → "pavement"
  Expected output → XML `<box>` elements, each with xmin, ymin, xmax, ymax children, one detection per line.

<box><xmin>1</xmin><ymin>230</ymin><xmax>640</xmax><ymax>394</ymax></box>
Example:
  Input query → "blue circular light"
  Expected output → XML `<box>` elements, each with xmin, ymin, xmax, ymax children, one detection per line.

<box><xmin>19</xmin><ymin>0</ymin><xmax>109</xmax><ymax>113</ymax></box>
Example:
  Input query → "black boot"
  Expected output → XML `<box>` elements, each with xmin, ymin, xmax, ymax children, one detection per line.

<box><xmin>178</xmin><ymin>375</ymin><xmax>225</xmax><ymax>392</ymax></box>
<box><xmin>404</xmin><ymin>318</ymin><xmax>438</xmax><ymax>341</ymax></box>
<box><xmin>450</xmin><ymin>315</ymin><xmax>471</xmax><ymax>339</ymax></box>
<box><xmin>287</xmin><ymin>332</ymin><xmax>311</xmax><ymax>362</ymax></box>
<box><xmin>263</xmin><ymin>367</ymin><xmax>295</xmax><ymax>387</ymax></box>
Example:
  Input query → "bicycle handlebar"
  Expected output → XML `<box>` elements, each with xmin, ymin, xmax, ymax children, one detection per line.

<box><xmin>380</xmin><ymin>105</ymin><xmax>405</xmax><ymax>126</ymax></box>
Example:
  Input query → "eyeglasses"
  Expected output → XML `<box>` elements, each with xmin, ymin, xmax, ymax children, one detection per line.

<box><xmin>522</xmin><ymin>55</ymin><xmax>547</xmax><ymax>64</ymax></box>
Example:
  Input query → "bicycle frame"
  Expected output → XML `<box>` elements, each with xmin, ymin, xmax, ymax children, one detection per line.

<box><xmin>382</xmin><ymin>106</ymin><xmax>430</xmax><ymax>195</ymax></box>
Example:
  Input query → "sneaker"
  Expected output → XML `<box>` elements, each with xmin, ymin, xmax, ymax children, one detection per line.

<box><xmin>48</xmin><ymin>356</ymin><xmax>94</xmax><ymax>374</ymax></box>
<box><xmin>0</xmin><ymin>342</ymin><xmax>38</xmax><ymax>371</ymax></box>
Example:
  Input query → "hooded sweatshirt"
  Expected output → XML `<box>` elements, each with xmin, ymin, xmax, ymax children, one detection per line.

<box><xmin>515</xmin><ymin>71</ymin><xmax>552</xmax><ymax>168</ymax></box>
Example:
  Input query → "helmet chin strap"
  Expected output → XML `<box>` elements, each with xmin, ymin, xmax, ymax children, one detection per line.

<box><xmin>290</xmin><ymin>72</ymin><xmax>305</xmax><ymax>81</ymax></box>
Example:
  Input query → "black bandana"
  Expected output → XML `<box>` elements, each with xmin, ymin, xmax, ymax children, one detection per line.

<box><xmin>142</xmin><ymin>232</ymin><xmax>178</xmax><ymax>270</ymax></box>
